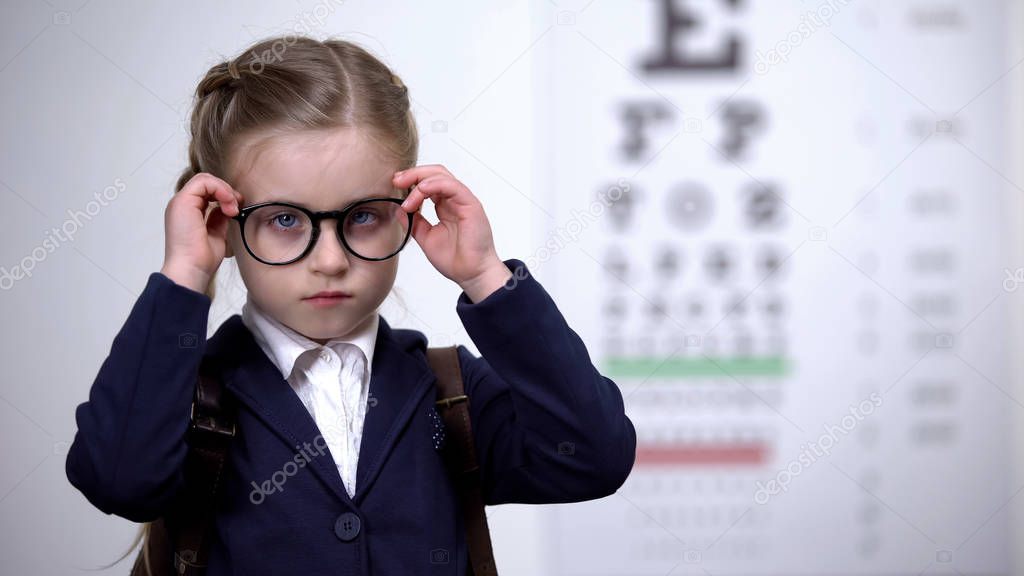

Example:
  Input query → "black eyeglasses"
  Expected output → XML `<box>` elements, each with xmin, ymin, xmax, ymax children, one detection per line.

<box><xmin>231</xmin><ymin>196</ymin><xmax>414</xmax><ymax>265</ymax></box>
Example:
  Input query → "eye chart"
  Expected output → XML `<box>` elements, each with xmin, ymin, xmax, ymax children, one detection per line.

<box><xmin>533</xmin><ymin>1</ymin><xmax>1020</xmax><ymax>574</ymax></box>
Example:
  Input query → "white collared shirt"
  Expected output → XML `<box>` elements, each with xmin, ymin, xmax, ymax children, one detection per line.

<box><xmin>241</xmin><ymin>298</ymin><xmax>379</xmax><ymax>499</ymax></box>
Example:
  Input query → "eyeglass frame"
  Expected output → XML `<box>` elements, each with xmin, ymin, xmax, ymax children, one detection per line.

<box><xmin>230</xmin><ymin>191</ymin><xmax>414</xmax><ymax>265</ymax></box>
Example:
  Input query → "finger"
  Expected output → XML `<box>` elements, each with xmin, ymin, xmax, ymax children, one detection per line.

<box><xmin>207</xmin><ymin>199</ymin><xmax>240</xmax><ymax>223</ymax></box>
<box><xmin>400</xmin><ymin>187</ymin><xmax>421</xmax><ymax>212</ymax></box>
<box><xmin>184</xmin><ymin>173</ymin><xmax>235</xmax><ymax>202</ymax></box>
<box><xmin>400</xmin><ymin>176</ymin><xmax>452</xmax><ymax>212</ymax></box>
<box><xmin>184</xmin><ymin>173</ymin><xmax>241</xmax><ymax>216</ymax></box>
<box><xmin>410</xmin><ymin>176</ymin><xmax>476</xmax><ymax>208</ymax></box>
<box><xmin>401</xmin><ymin>175</ymin><xmax>453</xmax><ymax>212</ymax></box>
<box><xmin>392</xmin><ymin>164</ymin><xmax>453</xmax><ymax>188</ymax></box>
<box><xmin>409</xmin><ymin>210</ymin><xmax>434</xmax><ymax>244</ymax></box>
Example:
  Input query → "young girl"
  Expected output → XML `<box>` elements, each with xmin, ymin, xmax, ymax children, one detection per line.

<box><xmin>66</xmin><ymin>35</ymin><xmax>636</xmax><ymax>575</ymax></box>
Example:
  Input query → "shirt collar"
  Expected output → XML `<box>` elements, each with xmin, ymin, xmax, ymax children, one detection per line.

<box><xmin>241</xmin><ymin>296</ymin><xmax>379</xmax><ymax>382</ymax></box>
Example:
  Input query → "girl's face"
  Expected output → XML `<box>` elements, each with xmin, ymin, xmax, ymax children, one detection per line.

<box><xmin>225</xmin><ymin>127</ymin><xmax>405</xmax><ymax>344</ymax></box>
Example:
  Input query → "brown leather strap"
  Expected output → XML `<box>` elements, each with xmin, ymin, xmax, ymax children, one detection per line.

<box><xmin>427</xmin><ymin>346</ymin><xmax>499</xmax><ymax>576</ymax></box>
<box><xmin>172</xmin><ymin>356</ymin><xmax>236</xmax><ymax>575</ymax></box>
<box><xmin>133</xmin><ymin>356</ymin><xmax>236</xmax><ymax>576</ymax></box>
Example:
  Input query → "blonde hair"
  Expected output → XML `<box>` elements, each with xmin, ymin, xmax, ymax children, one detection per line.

<box><xmin>112</xmin><ymin>34</ymin><xmax>418</xmax><ymax>573</ymax></box>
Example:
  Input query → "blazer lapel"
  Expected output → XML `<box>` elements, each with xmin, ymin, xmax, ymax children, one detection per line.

<box><xmin>353</xmin><ymin>320</ymin><xmax>436</xmax><ymax>503</ymax></box>
<box><xmin>205</xmin><ymin>313</ymin><xmax>436</xmax><ymax>507</ymax></box>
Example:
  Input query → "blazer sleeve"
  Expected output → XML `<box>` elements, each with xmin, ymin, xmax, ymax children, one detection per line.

<box><xmin>455</xmin><ymin>258</ymin><xmax>637</xmax><ymax>505</ymax></box>
<box><xmin>65</xmin><ymin>272</ymin><xmax>212</xmax><ymax>522</ymax></box>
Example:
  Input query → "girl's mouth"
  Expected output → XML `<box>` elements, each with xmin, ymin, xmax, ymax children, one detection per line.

<box><xmin>303</xmin><ymin>291</ymin><xmax>352</xmax><ymax>307</ymax></box>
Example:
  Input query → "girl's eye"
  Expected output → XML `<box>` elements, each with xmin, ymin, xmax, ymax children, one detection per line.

<box><xmin>350</xmin><ymin>209</ymin><xmax>378</xmax><ymax>226</ymax></box>
<box><xmin>273</xmin><ymin>214</ymin><xmax>296</xmax><ymax>228</ymax></box>
<box><xmin>263</xmin><ymin>211</ymin><xmax>304</xmax><ymax>231</ymax></box>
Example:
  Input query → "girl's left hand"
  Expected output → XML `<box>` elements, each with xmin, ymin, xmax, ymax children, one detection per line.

<box><xmin>393</xmin><ymin>165</ymin><xmax>511</xmax><ymax>300</ymax></box>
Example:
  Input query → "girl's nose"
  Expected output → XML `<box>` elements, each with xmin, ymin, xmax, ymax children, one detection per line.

<box><xmin>308</xmin><ymin>219</ymin><xmax>351</xmax><ymax>275</ymax></box>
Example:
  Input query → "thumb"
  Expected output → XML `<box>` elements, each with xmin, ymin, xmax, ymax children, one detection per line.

<box><xmin>410</xmin><ymin>211</ymin><xmax>432</xmax><ymax>244</ymax></box>
<box><xmin>206</xmin><ymin>205</ymin><xmax>230</xmax><ymax>243</ymax></box>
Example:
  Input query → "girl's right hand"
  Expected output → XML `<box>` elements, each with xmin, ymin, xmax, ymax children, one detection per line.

<box><xmin>159</xmin><ymin>172</ymin><xmax>242</xmax><ymax>294</ymax></box>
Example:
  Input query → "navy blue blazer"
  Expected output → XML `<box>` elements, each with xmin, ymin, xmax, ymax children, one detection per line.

<box><xmin>66</xmin><ymin>258</ymin><xmax>636</xmax><ymax>575</ymax></box>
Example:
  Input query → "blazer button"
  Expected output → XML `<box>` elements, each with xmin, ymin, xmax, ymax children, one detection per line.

<box><xmin>334</xmin><ymin>512</ymin><xmax>361</xmax><ymax>542</ymax></box>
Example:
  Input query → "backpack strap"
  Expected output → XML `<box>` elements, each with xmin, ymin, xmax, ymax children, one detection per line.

<box><xmin>133</xmin><ymin>356</ymin><xmax>237</xmax><ymax>576</ymax></box>
<box><xmin>426</xmin><ymin>346</ymin><xmax>499</xmax><ymax>576</ymax></box>
<box><xmin>172</xmin><ymin>355</ymin><xmax>237</xmax><ymax>575</ymax></box>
